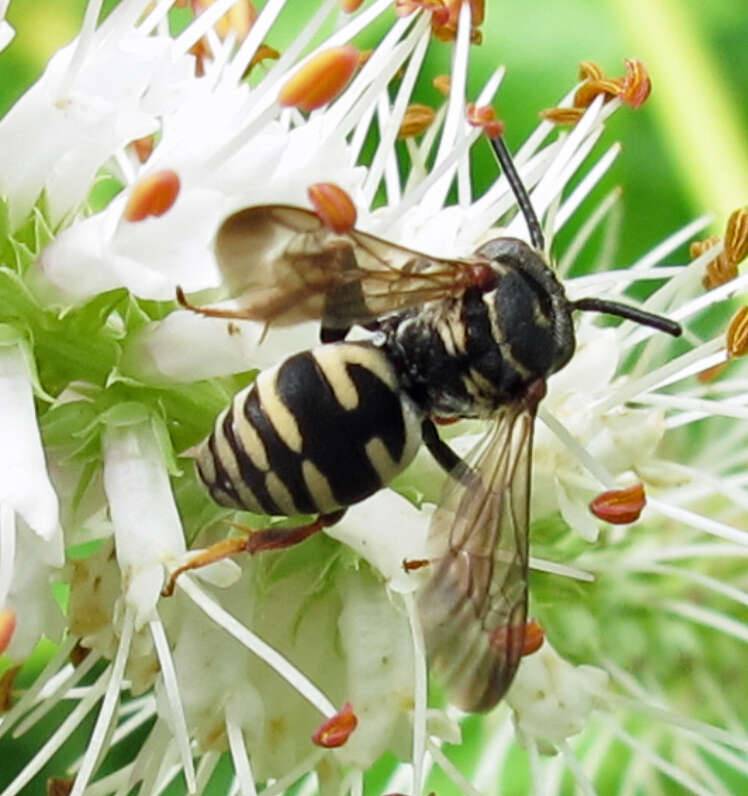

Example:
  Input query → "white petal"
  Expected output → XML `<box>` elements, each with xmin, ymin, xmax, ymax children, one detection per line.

<box><xmin>335</xmin><ymin>569</ymin><xmax>414</xmax><ymax>767</ymax></box>
<box><xmin>122</xmin><ymin>311</ymin><xmax>319</xmax><ymax>382</ymax></box>
<box><xmin>3</xmin><ymin>520</ymin><xmax>65</xmax><ymax>659</ymax></box>
<box><xmin>506</xmin><ymin>642</ymin><xmax>609</xmax><ymax>751</ymax></box>
<box><xmin>326</xmin><ymin>491</ymin><xmax>432</xmax><ymax>593</ymax></box>
<box><xmin>0</xmin><ymin>32</ymin><xmax>187</xmax><ymax>228</ymax></box>
<box><xmin>0</xmin><ymin>346</ymin><xmax>59</xmax><ymax>540</ymax></box>
<box><xmin>0</xmin><ymin>19</ymin><xmax>14</xmax><ymax>52</ymax></box>
<box><xmin>102</xmin><ymin>420</ymin><xmax>185</xmax><ymax>628</ymax></box>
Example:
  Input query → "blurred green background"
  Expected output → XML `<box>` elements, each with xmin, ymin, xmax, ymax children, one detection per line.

<box><xmin>0</xmin><ymin>0</ymin><xmax>746</xmax><ymax>793</ymax></box>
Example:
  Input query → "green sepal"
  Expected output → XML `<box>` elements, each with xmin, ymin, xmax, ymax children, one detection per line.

<box><xmin>98</xmin><ymin>401</ymin><xmax>152</xmax><ymax>427</ymax></box>
<box><xmin>150</xmin><ymin>412</ymin><xmax>182</xmax><ymax>477</ymax></box>
<box><xmin>39</xmin><ymin>400</ymin><xmax>99</xmax><ymax>447</ymax></box>
<box><xmin>0</xmin><ymin>323</ymin><xmax>54</xmax><ymax>401</ymax></box>
<box><xmin>71</xmin><ymin>457</ymin><xmax>101</xmax><ymax>515</ymax></box>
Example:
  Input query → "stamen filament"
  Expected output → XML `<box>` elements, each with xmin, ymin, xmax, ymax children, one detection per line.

<box><xmin>663</xmin><ymin>600</ymin><xmax>748</xmax><ymax>643</ymax></box>
<box><xmin>177</xmin><ymin>575</ymin><xmax>336</xmax><ymax>718</ymax></box>
<box><xmin>427</xmin><ymin>740</ymin><xmax>484</xmax><ymax>796</ymax></box>
<box><xmin>70</xmin><ymin>606</ymin><xmax>136</xmax><ymax>796</ymax></box>
<box><xmin>260</xmin><ymin>751</ymin><xmax>324</xmax><ymax>796</ymax></box>
<box><xmin>647</xmin><ymin>498</ymin><xmax>748</xmax><ymax>546</ymax></box>
<box><xmin>608</xmin><ymin>694</ymin><xmax>748</xmax><ymax>753</ymax></box>
<box><xmin>3</xmin><ymin>668</ymin><xmax>110</xmax><ymax>796</ymax></box>
<box><xmin>226</xmin><ymin>712</ymin><xmax>258</xmax><ymax>796</ymax></box>
<box><xmin>150</xmin><ymin>615</ymin><xmax>196</xmax><ymax>793</ymax></box>
<box><xmin>554</xmin><ymin>144</ymin><xmax>620</xmax><ymax>234</ymax></box>
<box><xmin>227</xmin><ymin>0</ymin><xmax>292</xmax><ymax>85</ymax></box>
<box><xmin>362</xmin><ymin>27</ymin><xmax>430</xmax><ymax>207</ymax></box>
<box><xmin>528</xmin><ymin>556</ymin><xmax>595</xmax><ymax>582</ymax></box>
<box><xmin>538</xmin><ymin>406</ymin><xmax>615</xmax><ymax>488</ymax></box>
<box><xmin>558</xmin><ymin>740</ymin><xmax>596</xmax><ymax>796</ymax></box>
<box><xmin>559</xmin><ymin>187</ymin><xmax>622</xmax><ymax>276</ymax></box>
<box><xmin>611</xmin><ymin>724</ymin><xmax>718</xmax><ymax>796</ymax></box>
<box><xmin>13</xmin><ymin>649</ymin><xmax>100</xmax><ymax>738</ymax></box>
<box><xmin>0</xmin><ymin>635</ymin><xmax>75</xmax><ymax>740</ymax></box>
<box><xmin>403</xmin><ymin>592</ymin><xmax>428</xmax><ymax>796</ymax></box>
<box><xmin>174</xmin><ymin>0</ymin><xmax>245</xmax><ymax>53</ymax></box>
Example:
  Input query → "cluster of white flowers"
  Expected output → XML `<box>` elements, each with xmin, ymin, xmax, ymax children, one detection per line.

<box><xmin>0</xmin><ymin>1</ymin><xmax>746</xmax><ymax>795</ymax></box>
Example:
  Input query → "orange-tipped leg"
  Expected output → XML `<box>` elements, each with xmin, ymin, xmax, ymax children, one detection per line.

<box><xmin>162</xmin><ymin>535</ymin><xmax>250</xmax><ymax>597</ymax></box>
<box><xmin>162</xmin><ymin>513</ymin><xmax>341</xmax><ymax>597</ymax></box>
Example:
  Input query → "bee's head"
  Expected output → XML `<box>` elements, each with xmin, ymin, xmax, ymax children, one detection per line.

<box><xmin>479</xmin><ymin>136</ymin><xmax>681</xmax><ymax>368</ymax></box>
<box><xmin>475</xmin><ymin>236</ymin><xmax>576</xmax><ymax>377</ymax></box>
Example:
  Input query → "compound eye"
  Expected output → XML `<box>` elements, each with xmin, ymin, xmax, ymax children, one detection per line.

<box><xmin>473</xmin><ymin>237</ymin><xmax>543</xmax><ymax>270</ymax></box>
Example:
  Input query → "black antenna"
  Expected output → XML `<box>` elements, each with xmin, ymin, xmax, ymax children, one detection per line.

<box><xmin>572</xmin><ymin>297</ymin><xmax>682</xmax><ymax>337</ymax></box>
<box><xmin>489</xmin><ymin>136</ymin><xmax>545</xmax><ymax>252</ymax></box>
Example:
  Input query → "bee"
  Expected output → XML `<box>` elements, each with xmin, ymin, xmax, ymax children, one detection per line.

<box><xmin>166</xmin><ymin>136</ymin><xmax>681</xmax><ymax>712</ymax></box>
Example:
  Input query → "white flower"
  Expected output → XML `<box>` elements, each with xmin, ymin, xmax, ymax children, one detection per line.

<box><xmin>506</xmin><ymin>641</ymin><xmax>609</xmax><ymax>754</ymax></box>
<box><xmin>0</xmin><ymin>341</ymin><xmax>63</xmax><ymax>658</ymax></box>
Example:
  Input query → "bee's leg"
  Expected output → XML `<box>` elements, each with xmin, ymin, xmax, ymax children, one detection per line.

<box><xmin>245</xmin><ymin>509</ymin><xmax>345</xmax><ymax>553</ymax></box>
<box><xmin>320</xmin><ymin>325</ymin><xmax>349</xmax><ymax>343</ymax></box>
<box><xmin>161</xmin><ymin>510</ymin><xmax>345</xmax><ymax>597</ymax></box>
<box><xmin>421</xmin><ymin>418</ymin><xmax>472</xmax><ymax>484</ymax></box>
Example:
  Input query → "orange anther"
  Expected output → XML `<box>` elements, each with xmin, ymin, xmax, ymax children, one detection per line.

<box><xmin>398</xmin><ymin>103</ymin><xmax>436</xmax><ymax>139</ymax></box>
<box><xmin>395</xmin><ymin>0</ymin><xmax>449</xmax><ymax>25</ymax></box>
<box><xmin>312</xmin><ymin>702</ymin><xmax>358</xmax><ymax>748</ymax></box>
<box><xmin>589</xmin><ymin>483</ymin><xmax>646</xmax><ymax>524</ymax></box>
<box><xmin>578</xmin><ymin>61</ymin><xmax>604</xmax><ymax>81</ymax></box>
<box><xmin>46</xmin><ymin>779</ymin><xmax>74</xmax><ymax>796</ymax></box>
<box><xmin>124</xmin><ymin>170</ymin><xmax>180</xmax><ymax>222</ymax></box>
<box><xmin>0</xmin><ymin>664</ymin><xmax>20</xmax><ymax>711</ymax></box>
<box><xmin>690</xmin><ymin>235</ymin><xmax>721</xmax><ymax>262</ymax></box>
<box><xmin>620</xmin><ymin>58</ymin><xmax>652</xmax><ymax>109</ymax></box>
<box><xmin>402</xmin><ymin>558</ymin><xmax>430</xmax><ymax>572</ymax></box>
<box><xmin>540</xmin><ymin>107</ymin><xmax>584</xmax><ymax>126</ymax></box>
<box><xmin>725</xmin><ymin>206</ymin><xmax>748</xmax><ymax>265</ymax></box>
<box><xmin>521</xmin><ymin>620</ymin><xmax>545</xmax><ymax>656</ymax></box>
<box><xmin>432</xmin><ymin>74</ymin><xmax>451</xmax><ymax>96</ymax></box>
<box><xmin>573</xmin><ymin>77</ymin><xmax>623</xmax><ymax>109</ymax></box>
<box><xmin>466</xmin><ymin>103</ymin><xmax>504</xmax><ymax>138</ymax></box>
<box><xmin>279</xmin><ymin>46</ymin><xmax>360</xmax><ymax>112</ymax></box>
<box><xmin>696</xmin><ymin>362</ymin><xmax>728</xmax><ymax>383</ymax></box>
<box><xmin>307</xmin><ymin>182</ymin><xmax>357</xmax><ymax>234</ymax></box>
<box><xmin>245</xmin><ymin>43</ymin><xmax>281</xmax><ymax>76</ymax></box>
<box><xmin>131</xmin><ymin>135</ymin><xmax>155</xmax><ymax>164</ymax></box>
<box><xmin>340</xmin><ymin>0</ymin><xmax>365</xmax><ymax>11</ymax></box>
<box><xmin>0</xmin><ymin>609</ymin><xmax>15</xmax><ymax>654</ymax></box>
<box><xmin>727</xmin><ymin>306</ymin><xmax>748</xmax><ymax>359</ymax></box>
<box><xmin>193</xmin><ymin>0</ymin><xmax>257</xmax><ymax>41</ymax></box>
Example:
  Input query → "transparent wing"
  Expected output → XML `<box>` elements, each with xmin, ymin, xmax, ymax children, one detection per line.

<box><xmin>417</xmin><ymin>403</ymin><xmax>535</xmax><ymax>712</ymax></box>
<box><xmin>198</xmin><ymin>205</ymin><xmax>480</xmax><ymax>329</ymax></box>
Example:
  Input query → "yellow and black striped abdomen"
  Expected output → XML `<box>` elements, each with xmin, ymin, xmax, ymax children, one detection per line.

<box><xmin>196</xmin><ymin>342</ymin><xmax>422</xmax><ymax>516</ymax></box>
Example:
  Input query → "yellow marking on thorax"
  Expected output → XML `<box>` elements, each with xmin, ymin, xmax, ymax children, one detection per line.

<box><xmin>256</xmin><ymin>366</ymin><xmax>304</xmax><ymax>453</ymax></box>
<box><xmin>232</xmin><ymin>389</ymin><xmax>269</xmax><ymax>471</ymax></box>
<box><xmin>302</xmin><ymin>460</ymin><xmax>338</xmax><ymax>514</ymax></box>
<box><xmin>437</xmin><ymin>301</ymin><xmax>467</xmax><ymax>357</ymax></box>
<box><xmin>482</xmin><ymin>292</ymin><xmax>532</xmax><ymax>378</ymax></box>
<box><xmin>313</xmin><ymin>344</ymin><xmax>397</xmax><ymax>411</ymax></box>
